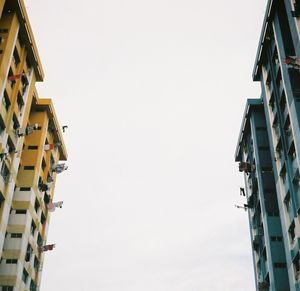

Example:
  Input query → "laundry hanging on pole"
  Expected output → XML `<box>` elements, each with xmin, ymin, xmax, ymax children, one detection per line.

<box><xmin>38</xmin><ymin>244</ymin><xmax>56</xmax><ymax>253</ymax></box>
<box><xmin>240</xmin><ymin>187</ymin><xmax>245</xmax><ymax>196</ymax></box>
<box><xmin>44</xmin><ymin>144</ymin><xmax>55</xmax><ymax>151</ymax></box>
<box><xmin>234</xmin><ymin>204</ymin><xmax>248</xmax><ymax>211</ymax></box>
<box><xmin>47</xmin><ymin>201</ymin><xmax>63</xmax><ymax>212</ymax></box>
<box><xmin>238</xmin><ymin>162</ymin><xmax>254</xmax><ymax>174</ymax></box>
<box><xmin>284</xmin><ymin>56</ymin><xmax>300</xmax><ymax>69</ymax></box>
<box><xmin>8</xmin><ymin>73</ymin><xmax>22</xmax><ymax>81</ymax></box>
<box><xmin>16</xmin><ymin>124</ymin><xmax>39</xmax><ymax>137</ymax></box>
<box><xmin>44</xmin><ymin>142</ymin><xmax>61</xmax><ymax>151</ymax></box>
<box><xmin>52</xmin><ymin>163</ymin><xmax>68</xmax><ymax>174</ymax></box>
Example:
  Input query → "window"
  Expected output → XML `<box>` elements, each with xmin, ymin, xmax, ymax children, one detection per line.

<box><xmin>266</xmin><ymin>73</ymin><xmax>271</xmax><ymax>88</ymax></box>
<box><xmin>284</xmin><ymin>192</ymin><xmax>291</xmax><ymax>211</ymax></box>
<box><xmin>17</xmin><ymin>92</ymin><xmax>24</xmax><ymax>112</ymax></box>
<box><xmin>38</xmin><ymin>177</ymin><xmax>44</xmax><ymax>191</ymax></box>
<box><xmin>41</xmin><ymin>212</ymin><xmax>46</xmax><ymax>225</ymax></box>
<box><xmin>25</xmin><ymin>244</ymin><xmax>32</xmax><ymax>262</ymax></box>
<box><xmin>262</xmin><ymin>248</ymin><xmax>267</xmax><ymax>261</ymax></box>
<box><xmin>43</xmin><ymin>193</ymin><xmax>50</xmax><ymax>204</ymax></box>
<box><xmin>293</xmin><ymin>253</ymin><xmax>300</xmax><ymax>279</ymax></box>
<box><xmin>13</xmin><ymin>47</ymin><xmax>20</xmax><ymax>66</ymax></box>
<box><xmin>20</xmin><ymin>187</ymin><xmax>31</xmax><ymax>191</ymax></box>
<box><xmin>21</xmin><ymin>73</ymin><xmax>29</xmax><ymax>90</ymax></box>
<box><xmin>2</xmin><ymin>90</ymin><xmax>10</xmax><ymax>111</ymax></box>
<box><xmin>47</xmin><ymin>172</ymin><xmax>53</xmax><ymax>183</ymax></box>
<box><xmin>30</xmin><ymin>279</ymin><xmax>37</xmax><ymax>291</ymax></box>
<box><xmin>256</xmin><ymin>126</ymin><xmax>267</xmax><ymax>131</ymax></box>
<box><xmin>37</xmin><ymin>233</ymin><xmax>43</xmax><ymax>246</ymax></box>
<box><xmin>22</xmin><ymin>268</ymin><xmax>29</xmax><ymax>283</ymax></box>
<box><xmin>284</xmin><ymin>116</ymin><xmax>291</xmax><ymax>134</ymax></box>
<box><xmin>289</xmin><ymin>142</ymin><xmax>296</xmax><ymax>160</ymax></box>
<box><xmin>273</xmin><ymin>46</ymin><xmax>278</xmax><ymax>63</ymax></box>
<box><xmin>50</xmin><ymin>155</ymin><xmax>55</xmax><ymax>167</ymax></box>
<box><xmin>1</xmin><ymin>162</ymin><xmax>10</xmax><ymax>183</ymax></box>
<box><xmin>0</xmin><ymin>114</ymin><xmax>5</xmax><ymax>135</ymax></box>
<box><xmin>274</xmin><ymin>262</ymin><xmax>287</xmax><ymax>268</ymax></box>
<box><xmin>280</xmin><ymin>91</ymin><xmax>287</xmax><ymax>111</ymax></box>
<box><xmin>24</xmin><ymin>166</ymin><xmax>34</xmax><ymax>170</ymax></box>
<box><xmin>0</xmin><ymin>29</ymin><xmax>9</xmax><ymax>33</ymax></box>
<box><xmin>271</xmin><ymin>236</ymin><xmax>283</xmax><ymax>242</ymax></box>
<box><xmin>269</xmin><ymin>93</ymin><xmax>275</xmax><ymax>111</ymax></box>
<box><xmin>267</xmin><ymin>212</ymin><xmax>279</xmax><ymax>217</ymax></box>
<box><xmin>276</xmin><ymin>68</ymin><xmax>282</xmax><ymax>86</ymax></box>
<box><xmin>41</xmin><ymin>158</ymin><xmax>46</xmax><ymax>171</ymax></box>
<box><xmin>34</xmin><ymin>199</ymin><xmax>39</xmax><ymax>213</ymax></box>
<box><xmin>30</xmin><ymin>221</ymin><xmax>36</xmax><ymax>236</ymax></box>
<box><xmin>34</xmin><ymin>256</ymin><xmax>39</xmax><ymax>272</ymax></box>
<box><xmin>28</xmin><ymin>145</ymin><xmax>38</xmax><ymax>150</ymax></box>
<box><xmin>15</xmin><ymin>209</ymin><xmax>26</xmax><ymax>214</ymax></box>
<box><xmin>26</xmin><ymin>57</ymin><xmax>31</xmax><ymax>70</ymax></box>
<box><xmin>2</xmin><ymin>286</ymin><xmax>13</xmax><ymax>291</ymax></box>
<box><xmin>11</xmin><ymin>233</ymin><xmax>22</xmax><ymax>238</ymax></box>
<box><xmin>6</xmin><ymin>259</ymin><xmax>17</xmax><ymax>264</ymax></box>
<box><xmin>261</xmin><ymin>166</ymin><xmax>273</xmax><ymax>172</ymax></box>
<box><xmin>289</xmin><ymin>221</ymin><xmax>296</xmax><ymax>243</ymax></box>
<box><xmin>48</xmin><ymin>120</ymin><xmax>55</xmax><ymax>132</ymax></box>
<box><xmin>12</xmin><ymin>114</ymin><xmax>20</xmax><ymax>130</ymax></box>
<box><xmin>280</xmin><ymin>164</ymin><xmax>287</xmax><ymax>182</ymax></box>
<box><xmin>7</xmin><ymin>136</ymin><xmax>15</xmax><ymax>153</ymax></box>
<box><xmin>0</xmin><ymin>191</ymin><xmax>4</xmax><ymax>207</ymax></box>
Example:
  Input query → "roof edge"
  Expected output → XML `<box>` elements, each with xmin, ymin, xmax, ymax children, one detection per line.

<box><xmin>252</xmin><ymin>0</ymin><xmax>274</xmax><ymax>81</ymax></box>
<box><xmin>234</xmin><ymin>98</ymin><xmax>263</xmax><ymax>161</ymax></box>
<box><xmin>36</xmin><ymin>98</ymin><xmax>68</xmax><ymax>161</ymax></box>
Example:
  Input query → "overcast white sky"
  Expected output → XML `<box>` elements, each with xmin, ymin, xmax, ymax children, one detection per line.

<box><xmin>23</xmin><ymin>0</ymin><xmax>266</xmax><ymax>290</ymax></box>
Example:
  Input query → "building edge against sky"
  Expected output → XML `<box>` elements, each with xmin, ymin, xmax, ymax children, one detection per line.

<box><xmin>235</xmin><ymin>0</ymin><xmax>300</xmax><ymax>290</ymax></box>
<box><xmin>0</xmin><ymin>0</ymin><xmax>68</xmax><ymax>290</ymax></box>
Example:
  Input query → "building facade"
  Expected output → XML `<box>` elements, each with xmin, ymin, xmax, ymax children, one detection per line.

<box><xmin>0</xmin><ymin>1</ymin><xmax>68</xmax><ymax>290</ymax></box>
<box><xmin>235</xmin><ymin>0</ymin><xmax>300</xmax><ymax>290</ymax></box>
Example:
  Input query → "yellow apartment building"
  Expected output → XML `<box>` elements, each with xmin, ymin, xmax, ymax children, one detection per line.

<box><xmin>0</xmin><ymin>0</ymin><xmax>68</xmax><ymax>290</ymax></box>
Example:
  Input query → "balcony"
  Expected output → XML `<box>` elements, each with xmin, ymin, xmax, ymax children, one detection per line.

<box><xmin>3</xmin><ymin>236</ymin><xmax>24</xmax><ymax>251</ymax></box>
<box><xmin>13</xmin><ymin>188</ymin><xmax>35</xmax><ymax>205</ymax></box>
<box><xmin>0</xmin><ymin>262</ymin><xmax>19</xmax><ymax>277</ymax></box>
<box><xmin>8</xmin><ymin>211</ymin><xmax>31</xmax><ymax>228</ymax></box>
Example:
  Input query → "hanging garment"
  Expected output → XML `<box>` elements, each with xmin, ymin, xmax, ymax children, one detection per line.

<box><xmin>8</xmin><ymin>74</ymin><xmax>22</xmax><ymax>81</ymax></box>
<box><xmin>240</xmin><ymin>187</ymin><xmax>245</xmax><ymax>196</ymax></box>
<box><xmin>39</xmin><ymin>244</ymin><xmax>56</xmax><ymax>253</ymax></box>
<box><xmin>238</xmin><ymin>162</ymin><xmax>253</xmax><ymax>173</ymax></box>
<box><xmin>44</xmin><ymin>144</ymin><xmax>55</xmax><ymax>151</ymax></box>
<box><xmin>285</xmin><ymin>56</ymin><xmax>300</xmax><ymax>68</ymax></box>
<box><xmin>25</xmin><ymin>124</ymin><xmax>39</xmax><ymax>135</ymax></box>
<box><xmin>16</xmin><ymin>124</ymin><xmax>39</xmax><ymax>137</ymax></box>
<box><xmin>47</xmin><ymin>201</ymin><xmax>63</xmax><ymax>212</ymax></box>
<box><xmin>52</xmin><ymin>163</ymin><xmax>68</xmax><ymax>173</ymax></box>
<box><xmin>16</xmin><ymin>127</ymin><xmax>26</xmax><ymax>137</ymax></box>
